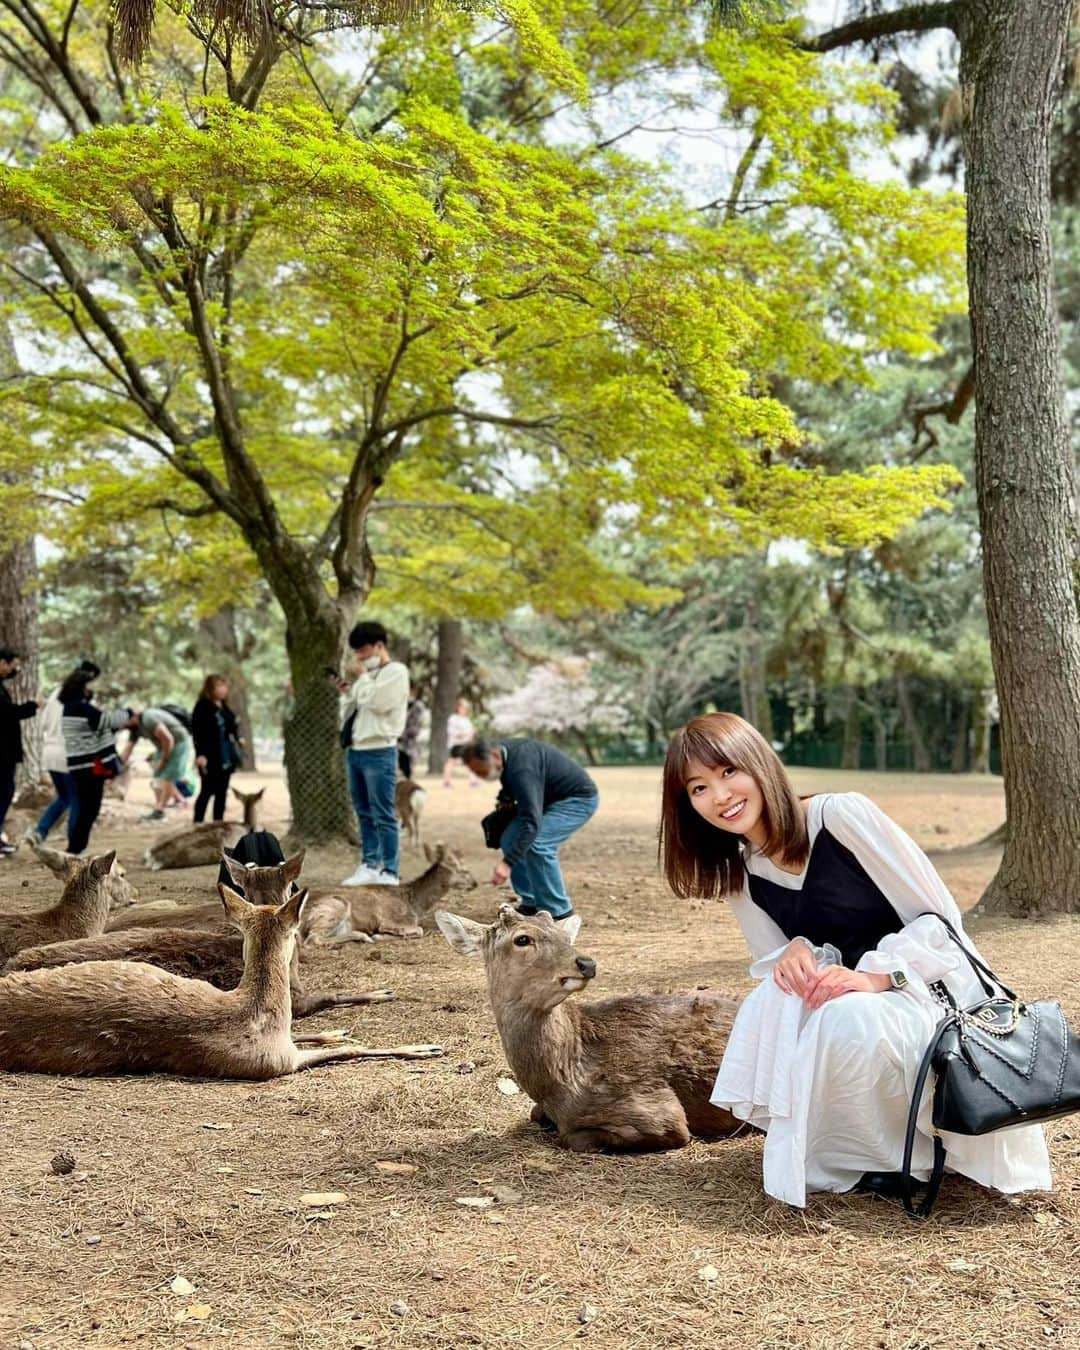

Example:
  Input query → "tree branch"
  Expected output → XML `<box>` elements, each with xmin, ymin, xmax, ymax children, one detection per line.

<box><xmin>911</xmin><ymin>364</ymin><xmax>975</xmax><ymax>458</ymax></box>
<box><xmin>798</xmin><ymin>2</ymin><xmax>961</xmax><ymax>52</ymax></box>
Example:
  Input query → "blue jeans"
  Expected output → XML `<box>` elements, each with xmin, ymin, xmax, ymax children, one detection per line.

<box><xmin>346</xmin><ymin>746</ymin><xmax>399</xmax><ymax>876</ymax></box>
<box><xmin>37</xmin><ymin>770</ymin><xmax>77</xmax><ymax>840</ymax></box>
<box><xmin>500</xmin><ymin>793</ymin><xmax>599</xmax><ymax>919</ymax></box>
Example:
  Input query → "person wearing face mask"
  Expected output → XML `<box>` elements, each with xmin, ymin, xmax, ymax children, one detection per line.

<box><xmin>333</xmin><ymin>620</ymin><xmax>409</xmax><ymax>887</ymax></box>
<box><xmin>0</xmin><ymin>645</ymin><xmax>42</xmax><ymax>856</ymax></box>
<box><xmin>659</xmin><ymin>711</ymin><xmax>1051</xmax><ymax>1212</ymax></box>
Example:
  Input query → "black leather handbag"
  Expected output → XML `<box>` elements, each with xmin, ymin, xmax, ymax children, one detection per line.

<box><xmin>481</xmin><ymin>791</ymin><xmax>517</xmax><ymax>849</ymax></box>
<box><xmin>901</xmin><ymin>913</ymin><xmax>1080</xmax><ymax>1218</ymax></box>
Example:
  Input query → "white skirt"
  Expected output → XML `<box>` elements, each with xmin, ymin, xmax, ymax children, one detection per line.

<box><xmin>711</xmin><ymin>977</ymin><xmax>1053</xmax><ymax>1208</ymax></box>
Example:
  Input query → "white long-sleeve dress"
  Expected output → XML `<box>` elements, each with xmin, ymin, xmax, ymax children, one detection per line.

<box><xmin>710</xmin><ymin>792</ymin><xmax>1052</xmax><ymax>1208</ymax></box>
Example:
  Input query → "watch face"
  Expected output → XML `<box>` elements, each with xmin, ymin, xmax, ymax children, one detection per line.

<box><xmin>891</xmin><ymin>970</ymin><xmax>908</xmax><ymax>990</ymax></box>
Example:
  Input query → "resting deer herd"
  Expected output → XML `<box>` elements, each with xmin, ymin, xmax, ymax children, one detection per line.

<box><xmin>0</xmin><ymin>787</ymin><xmax>744</xmax><ymax>1153</ymax></box>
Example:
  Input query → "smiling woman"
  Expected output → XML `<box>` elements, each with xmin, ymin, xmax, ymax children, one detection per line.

<box><xmin>659</xmin><ymin>712</ymin><xmax>1052</xmax><ymax>1211</ymax></box>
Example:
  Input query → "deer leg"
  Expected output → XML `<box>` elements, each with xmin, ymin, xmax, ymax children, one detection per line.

<box><xmin>373</xmin><ymin>926</ymin><xmax>422</xmax><ymax>940</ymax></box>
<box><xmin>292</xmin><ymin>988</ymin><xmax>396</xmax><ymax>1018</ymax></box>
<box><xmin>293</xmin><ymin>1042</ymin><xmax>443</xmax><ymax>1070</ymax></box>
<box><xmin>293</xmin><ymin>1028</ymin><xmax>352</xmax><ymax>1045</ymax></box>
<box><xmin>561</xmin><ymin>1095</ymin><xmax>691</xmax><ymax>1153</ymax></box>
<box><xmin>530</xmin><ymin>1102</ymin><xmax>557</xmax><ymax>1130</ymax></box>
<box><xmin>311</xmin><ymin>930</ymin><xmax>375</xmax><ymax>946</ymax></box>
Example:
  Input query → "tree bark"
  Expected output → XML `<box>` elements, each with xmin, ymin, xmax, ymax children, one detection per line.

<box><xmin>428</xmin><ymin>619</ymin><xmax>465</xmax><ymax>774</ymax></box>
<box><xmin>895</xmin><ymin>673</ymin><xmax>932</xmax><ymax>772</ymax></box>
<box><xmin>950</xmin><ymin>690</ymin><xmax>971</xmax><ymax>772</ymax></box>
<box><xmin>970</xmin><ymin>688</ymin><xmax>992</xmax><ymax>774</ymax></box>
<box><xmin>198</xmin><ymin>603</ymin><xmax>256</xmax><ymax>770</ymax></box>
<box><xmin>738</xmin><ymin>597</ymin><xmax>774</xmax><ymax>741</ymax></box>
<box><xmin>840</xmin><ymin>686</ymin><xmax>861</xmax><ymax>770</ymax></box>
<box><xmin>0</xmin><ymin>529</ymin><xmax>40</xmax><ymax>784</ymax></box>
<box><xmin>960</xmin><ymin>0</ymin><xmax>1080</xmax><ymax>914</ymax></box>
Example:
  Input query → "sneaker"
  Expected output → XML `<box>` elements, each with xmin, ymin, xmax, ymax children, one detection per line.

<box><xmin>340</xmin><ymin>864</ymin><xmax>381</xmax><ymax>886</ymax></box>
<box><xmin>370</xmin><ymin>869</ymin><xmax>400</xmax><ymax>886</ymax></box>
<box><xmin>0</xmin><ymin>841</ymin><xmax>15</xmax><ymax>856</ymax></box>
<box><xmin>141</xmin><ymin>809</ymin><xmax>166</xmax><ymax>822</ymax></box>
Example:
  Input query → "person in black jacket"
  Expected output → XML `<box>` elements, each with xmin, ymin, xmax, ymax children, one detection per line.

<box><xmin>191</xmin><ymin>673</ymin><xmax>243</xmax><ymax>822</ymax></box>
<box><xmin>461</xmin><ymin>737</ymin><xmax>599</xmax><ymax>921</ymax></box>
<box><xmin>0</xmin><ymin>645</ymin><xmax>41</xmax><ymax>855</ymax></box>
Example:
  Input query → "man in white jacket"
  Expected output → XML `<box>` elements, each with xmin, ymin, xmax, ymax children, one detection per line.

<box><xmin>334</xmin><ymin>621</ymin><xmax>409</xmax><ymax>886</ymax></box>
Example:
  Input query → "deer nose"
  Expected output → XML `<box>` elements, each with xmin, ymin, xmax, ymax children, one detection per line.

<box><xmin>575</xmin><ymin>956</ymin><xmax>596</xmax><ymax>978</ymax></box>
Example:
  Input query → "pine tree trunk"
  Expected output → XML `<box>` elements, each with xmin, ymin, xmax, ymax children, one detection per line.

<box><xmin>960</xmin><ymin>0</ymin><xmax>1080</xmax><ymax>915</ymax></box>
<box><xmin>199</xmin><ymin>604</ymin><xmax>256</xmax><ymax>770</ymax></box>
<box><xmin>840</xmin><ymin>686</ymin><xmax>861</xmax><ymax>770</ymax></box>
<box><xmin>895</xmin><ymin>673</ymin><xmax>931</xmax><ymax>772</ymax></box>
<box><xmin>950</xmin><ymin>691</ymin><xmax>971</xmax><ymax>773</ymax></box>
<box><xmin>970</xmin><ymin>688</ymin><xmax>992</xmax><ymax>774</ymax></box>
<box><xmin>738</xmin><ymin>598</ymin><xmax>774</xmax><ymax>741</ymax></box>
<box><xmin>428</xmin><ymin>619</ymin><xmax>464</xmax><ymax>774</ymax></box>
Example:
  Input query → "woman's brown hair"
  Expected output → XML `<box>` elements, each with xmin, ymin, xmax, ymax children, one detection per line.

<box><xmin>199</xmin><ymin>673</ymin><xmax>229</xmax><ymax>702</ymax></box>
<box><xmin>659</xmin><ymin>712</ymin><xmax>808</xmax><ymax>900</ymax></box>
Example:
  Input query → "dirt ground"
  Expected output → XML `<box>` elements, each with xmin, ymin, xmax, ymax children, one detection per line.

<box><xmin>0</xmin><ymin>766</ymin><xmax>1076</xmax><ymax>1350</ymax></box>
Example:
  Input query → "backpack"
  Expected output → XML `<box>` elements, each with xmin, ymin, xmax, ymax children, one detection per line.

<box><xmin>160</xmin><ymin>702</ymin><xmax>194</xmax><ymax>733</ymax></box>
<box><xmin>216</xmin><ymin>829</ymin><xmax>287</xmax><ymax>896</ymax></box>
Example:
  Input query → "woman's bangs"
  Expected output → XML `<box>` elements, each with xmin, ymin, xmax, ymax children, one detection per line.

<box><xmin>677</xmin><ymin>721</ymin><xmax>742</xmax><ymax>780</ymax></box>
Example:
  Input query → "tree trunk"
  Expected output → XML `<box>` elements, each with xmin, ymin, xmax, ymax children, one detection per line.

<box><xmin>895</xmin><ymin>673</ymin><xmax>931</xmax><ymax>772</ymax></box>
<box><xmin>738</xmin><ymin>598</ymin><xmax>774</xmax><ymax>741</ymax></box>
<box><xmin>281</xmin><ymin>606</ymin><xmax>355</xmax><ymax>844</ymax></box>
<box><xmin>198</xmin><ymin>603</ymin><xmax>256</xmax><ymax>770</ymax></box>
<box><xmin>960</xmin><ymin>0</ymin><xmax>1080</xmax><ymax>914</ymax></box>
<box><xmin>950</xmin><ymin>691</ymin><xmax>971</xmax><ymax>773</ymax></box>
<box><xmin>869</xmin><ymin>690</ymin><xmax>888</xmax><ymax>772</ymax></box>
<box><xmin>428</xmin><ymin>619</ymin><xmax>464</xmax><ymax>774</ymax></box>
<box><xmin>970</xmin><ymin>688</ymin><xmax>992</xmax><ymax>774</ymax></box>
<box><xmin>0</xmin><ymin>529</ymin><xmax>39</xmax><ymax>785</ymax></box>
<box><xmin>840</xmin><ymin>686</ymin><xmax>861</xmax><ymax>770</ymax></box>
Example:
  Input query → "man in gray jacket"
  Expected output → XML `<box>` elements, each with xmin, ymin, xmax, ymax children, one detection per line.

<box><xmin>334</xmin><ymin>620</ymin><xmax>409</xmax><ymax>886</ymax></box>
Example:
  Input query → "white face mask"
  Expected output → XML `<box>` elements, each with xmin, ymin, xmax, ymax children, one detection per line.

<box><xmin>362</xmin><ymin>654</ymin><xmax>382</xmax><ymax>672</ymax></box>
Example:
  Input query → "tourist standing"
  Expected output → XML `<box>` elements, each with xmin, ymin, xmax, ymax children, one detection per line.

<box><xmin>442</xmin><ymin>697</ymin><xmax>477</xmax><ymax>786</ymax></box>
<box><xmin>60</xmin><ymin>668</ymin><xmax>135</xmax><ymax>855</ymax></box>
<box><xmin>27</xmin><ymin>658</ymin><xmax>101</xmax><ymax>846</ymax></box>
<box><xmin>334</xmin><ymin>621</ymin><xmax>409</xmax><ymax>886</ymax></box>
<box><xmin>192</xmin><ymin>674</ymin><xmax>243</xmax><ymax>822</ymax></box>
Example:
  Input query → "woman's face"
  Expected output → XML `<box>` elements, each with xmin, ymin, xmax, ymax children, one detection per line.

<box><xmin>683</xmin><ymin>757</ymin><xmax>767</xmax><ymax>846</ymax></box>
<box><xmin>213</xmin><ymin>679</ymin><xmax>229</xmax><ymax>701</ymax></box>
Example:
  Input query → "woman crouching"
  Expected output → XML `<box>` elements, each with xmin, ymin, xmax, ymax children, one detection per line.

<box><xmin>660</xmin><ymin>711</ymin><xmax>1051</xmax><ymax>1209</ymax></box>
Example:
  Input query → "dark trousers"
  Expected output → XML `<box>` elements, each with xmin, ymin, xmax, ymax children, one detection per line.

<box><xmin>397</xmin><ymin>747</ymin><xmax>412</xmax><ymax>779</ymax></box>
<box><xmin>68</xmin><ymin>768</ymin><xmax>105</xmax><ymax>855</ymax></box>
<box><xmin>0</xmin><ymin>761</ymin><xmax>15</xmax><ymax>838</ymax></box>
<box><xmin>194</xmin><ymin>767</ymin><xmax>232</xmax><ymax>822</ymax></box>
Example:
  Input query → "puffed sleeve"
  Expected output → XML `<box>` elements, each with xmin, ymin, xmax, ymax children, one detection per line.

<box><xmin>729</xmin><ymin>885</ymin><xmax>842</xmax><ymax>978</ymax></box>
<box><xmin>822</xmin><ymin>792</ymin><xmax>969</xmax><ymax>997</ymax></box>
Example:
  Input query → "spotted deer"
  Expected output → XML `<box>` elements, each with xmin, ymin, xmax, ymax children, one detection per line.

<box><xmin>12</xmin><ymin>852</ymin><xmax>396</xmax><ymax>1018</ymax></box>
<box><xmin>302</xmin><ymin>843</ymin><xmax>477</xmax><ymax>944</ymax></box>
<box><xmin>143</xmin><ymin>788</ymin><xmax>265</xmax><ymax>870</ymax></box>
<box><xmin>30</xmin><ymin>842</ymin><xmax>139</xmax><ymax>909</ymax></box>
<box><xmin>436</xmin><ymin>905</ymin><xmax>742</xmax><ymax>1153</ymax></box>
<box><xmin>0</xmin><ymin>852</ymin><xmax>125</xmax><ymax>963</ymax></box>
<box><xmin>0</xmin><ymin>885</ymin><xmax>442</xmax><ymax>1079</ymax></box>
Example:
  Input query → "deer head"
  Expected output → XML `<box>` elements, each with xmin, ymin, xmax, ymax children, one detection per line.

<box><xmin>218</xmin><ymin>882</ymin><xmax>309</xmax><ymax>967</ymax></box>
<box><xmin>436</xmin><ymin>904</ymin><xmax>593</xmax><ymax>1013</ymax></box>
<box><xmin>423</xmin><ymin>842</ymin><xmax>478</xmax><ymax>893</ymax></box>
<box><xmin>221</xmin><ymin>848</ymin><xmax>305</xmax><ymax>905</ymax></box>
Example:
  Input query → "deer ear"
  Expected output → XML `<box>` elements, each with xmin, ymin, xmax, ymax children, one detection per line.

<box><xmin>435</xmin><ymin>910</ymin><xmax>487</xmax><ymax>957</ymax></box>
<box><xmin>252</xmin><ymin>788</ymin><xmax>265</xmax><ymax>802</ymax></box>
<box><xmin>231</xmin><ymin>788</ymin><xmax>241</xmax><ymax>802</ymax></box>
<box><xmin>561</xmin><ymin>914</ymin><xmax>582</xmax><ymax>945</ymax></box>
<box><xmin>222</xmin><ymin>852</ymin><xmax>248</xmax><ymax>887</ymax></box>
<box><xmin>282</xmin><ymin>850</ymin><xmax>305</xmax><ymax>884</ymax></box>
<box><xmin>218</xmin><ymin>883</ymin><xmax>250</xmax><ymax>929</ymax></box>
<box><xmin>89</xmin><ymin>850</ymin><xmax>117</xmax><ymax>880</ymax></box>
<box><xmin>280</xmin><ymin>886</ymin><xmax>308</xmax><ymax>928</ymax></box>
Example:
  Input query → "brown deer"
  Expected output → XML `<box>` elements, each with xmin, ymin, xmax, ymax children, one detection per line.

<box><xmin>143</xmin><ymin>787</ymin><xmax>264</xmax><ymax>870</ymax></box>
<box><xmin>30</xmin><ymin>842</ymin><xmax>140</xmax><ymax>909</ymax></box>
<box><xmin>395</xmin><ymin>778</ymin><xmax>426</xmax><ymax>848</ymax></box>
<box><xmin>0</xmin><ymin>853</ymin><xmax>124</xmax><ymax>963</ymax></box>
<box><xmin>436</xmin><ymin>905</ymin><xmax>742</xmax><ymax>1153</ymax></box>
<box><xmin>12</xmin><ymin>852</ymin><xmax>396</xmax><ymax>1018</ymax></box>
<box><xmin>0</xmin><ymin>885</ymin><xmax>442</xmax><ymax>1078</ymax></box>
<box><xmin>302</xmin><ymin>843</ymin><xmax>477</xmax><ymax>944</ymax></box>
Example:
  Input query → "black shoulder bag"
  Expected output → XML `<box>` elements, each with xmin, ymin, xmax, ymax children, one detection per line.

<box><xmin>901</xmin><ymin>912</ymin><xmax>1080</xmax><ymax>1219</ymax></box>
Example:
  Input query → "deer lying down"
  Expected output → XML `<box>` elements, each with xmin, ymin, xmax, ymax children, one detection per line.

<box><xmin>143</xmin><ymin>788</ymin><xmax>264</xmax><ymax>871</ymax></box>
<box><xmin>0</xmin><ymin>853</ymin><xmax>123</xmax><ymax>963</ymax></box>
<box><xmin>0</xmin><ymin>886</ymin><xmax>442</xmax><ymax>1079</ymax></box>
<box><xmin>12</xmin><ymin>853</ymin><xmax>396</xmax><ymax>1018</ymax></box>
<box><xmin>30</xmin><ymin>842</ymin><xmax>139</xmax><ymax>908</ymax></box>
<box><xmin>437</xmin><ymin>905</ymin><xmax>742</xmax><ymax>1153</ymax></box>
<box><xmin>302</xmin><ymin>843</ymin><xmax>477</xmax><ymax>944</ymax></box>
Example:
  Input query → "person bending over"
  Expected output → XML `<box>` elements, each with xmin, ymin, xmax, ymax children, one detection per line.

<box><xmin>462</xmin><ymin>736</ymin><xmax>598</xmax><ymax>921</ymax></box>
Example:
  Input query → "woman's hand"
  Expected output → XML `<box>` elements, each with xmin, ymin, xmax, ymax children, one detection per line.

<box><xmin>196</xmin><ymin>755</ymin><xmax>208</xmax><ymax>769</ymax></box>
<box><xmin>773</xmin><ymin>938</ymin><xmax>819</xmax><ymax>996</ymax></box>
<box><xmin>803</xmin><ymin>966</ymin><xmax>890</xmax><ymax>1010</ymax></box>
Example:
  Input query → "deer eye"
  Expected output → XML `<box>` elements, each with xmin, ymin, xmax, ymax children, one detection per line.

<box><xmin>513</xmin><ymin>933</ymin><xmax>531</xmax><ymax>947</ymax></box>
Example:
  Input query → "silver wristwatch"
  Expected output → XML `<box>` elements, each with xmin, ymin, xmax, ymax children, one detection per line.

<box><xmin>888</xmin><ymin>969</ymin><xmax>909</xmax><ymax>991</ymax></box>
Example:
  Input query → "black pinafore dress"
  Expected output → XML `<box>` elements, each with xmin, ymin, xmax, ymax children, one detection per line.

<box><xmin>746</xmin><ymin>798</ymin><xmax>904</xmax><ymax>965</ymax></box>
